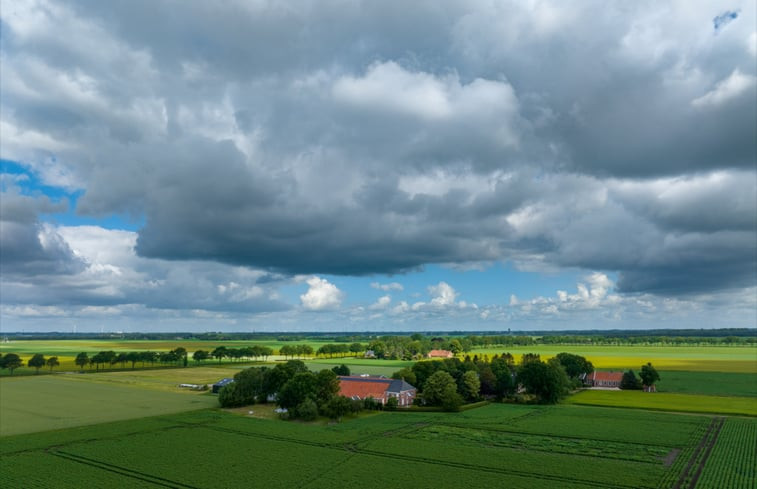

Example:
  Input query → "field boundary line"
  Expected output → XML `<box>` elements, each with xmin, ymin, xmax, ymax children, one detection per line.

<box><xmin>50</xmin><ymin>450</ymin><xmax>201</xmax><ymax>489</ymax></box>
<box><xmin>672</xmin><ymin>417</ymin><xmax>725</xmax><ymax>489</ymax></box>
<box><xmin>197</xmin><ymin>424</ymin><xmax>648</xmax><ymax>489</ymax></box>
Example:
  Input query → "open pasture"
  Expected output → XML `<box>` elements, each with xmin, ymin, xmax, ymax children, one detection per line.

<box><xmin>656</xmin><ymin>371</ymin><xmax>756</xmax><ymax>397</ymax></box>
<box><xmin>566</xmin><ymin>389</ymin><xmax>757</xmax><ymax>417</ymax></box>
<box><xmin>0</xmin><ymin>374</ymin><xmax>217</xmax><ymax>436</ymax></box>
<box><xmin>2</xmin><ymin>403</ymin><xmax>739</xmax><ymax>489</ymax></box>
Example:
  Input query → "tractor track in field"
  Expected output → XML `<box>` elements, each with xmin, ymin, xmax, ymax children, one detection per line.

<box><xmin>672</xmin><ymin>417</ymin><xmax>724</xmax><ymax>489</ymax></box>
<box><xmin>195</xmin><ymin>424</ymin><xmax>647</xmax><ymax>489</ymax></box>
<box><xmin>50</xmin><ymin>450</ymin><xmax>200</xmax><ymax>489</ymax></box>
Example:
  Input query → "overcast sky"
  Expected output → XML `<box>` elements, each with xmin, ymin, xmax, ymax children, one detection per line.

<box><xmin>1</xmin><ymin>0</ymin><xmax>755</xmax><ymax>333</ymax></box>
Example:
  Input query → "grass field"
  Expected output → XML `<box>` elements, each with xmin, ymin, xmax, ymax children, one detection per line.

<box><xmin>0</xmin><ymin>375</ymin><xmax>217</xmax><ymax>436</ymax></box>
<box><xmin>2</xmin><ymin>403</ymin><xmax>737</xmax><ymax>489</ymax></box>
<box><xmin>566</xmin><ymin>389</ymin><xmax>757</xmax><ymax>417</ymax></box>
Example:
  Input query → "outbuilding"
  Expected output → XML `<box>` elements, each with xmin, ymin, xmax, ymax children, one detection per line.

<box><xmin>212</xmin><ymin>378</ymin><xmax>235</xmax><ymax>394</ymax></box>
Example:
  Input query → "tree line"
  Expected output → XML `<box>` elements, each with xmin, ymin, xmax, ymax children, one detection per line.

<box><xmin>392</xmin><ymin>352</ymin><xmax>595</xmax><ymax>410</ymax></box>
<box><xmin>0</xmin><ymin>352</ymin><xmax>60</xmax><ymax>375</ymax></box>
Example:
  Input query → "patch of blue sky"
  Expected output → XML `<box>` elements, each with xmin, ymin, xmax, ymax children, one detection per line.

<box><xmin>281</xmin><ymin>263</ymin><xmax>603</xmax><ymax>307</ymax></box>
<box><xmin>1</xmin><ymin>159</ymin><xmax>143</xmax><ymax>230</ymax></box>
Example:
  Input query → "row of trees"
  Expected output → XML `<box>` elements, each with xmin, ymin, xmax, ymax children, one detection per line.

<box><xmin>365</xmin><ymin>335</ymin><xmax>474</xmax><ymax>360</ymax></box>
<box><xmin>74</xmin><ymin>348</ymin><xmax>188</xmax><ymax>371</ymax></box>
<box><xmin>193</xmin><ymin>346</ymin><xmax>274</xmax><ymax>364</ymax></box>
<box><xmin>392</xmin><ymin>352</ymin><xmax>594</xmax><ymax>410</ymax></box>
<box><xmin>0</xmin><ymin>353</ymin><xmax>59</xmax><ymax>375</ymax></box>
<box><xmin>218</xmin><ymin>360</ymin><xmax>360</xmax><ymax>421</ymax></box>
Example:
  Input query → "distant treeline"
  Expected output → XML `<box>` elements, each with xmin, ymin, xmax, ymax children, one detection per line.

<box><xmin>4</xmin><ymin>328</ymin><xmax>755</xmax><ymax>345</ymax></box>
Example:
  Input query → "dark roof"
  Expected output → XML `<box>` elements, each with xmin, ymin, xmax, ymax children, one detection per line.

<box><xmin>213</xmin><ymin>378</ymin><xmax>235</xmax><ymax>386</ymax></box>
<box><xmin>387</xmin><ymin>379</ymin><xmax>415</xmax><ymax>393</ymax></box>
<box><xmin>338</xmin><ymin>376</ymin><xmax>416</xmax><ymax>393</ymax></box>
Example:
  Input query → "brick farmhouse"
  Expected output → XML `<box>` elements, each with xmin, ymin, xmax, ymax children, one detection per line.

<box><xmin>585</xmin><ymin>371</ymin><xmax>624</xmax><ymax>388</ymax></box>
<box><xmin>338</xmin><ymin>376</ymin><xmax>417</xmax><ymax>407</ymax></box>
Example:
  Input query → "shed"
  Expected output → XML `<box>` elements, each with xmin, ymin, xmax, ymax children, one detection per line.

<box><xmin>212</xmin><ymin>378</ymin><xmax>235</xmax><ymax>394</ymax></box>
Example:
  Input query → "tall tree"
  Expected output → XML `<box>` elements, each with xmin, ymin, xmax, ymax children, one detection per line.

<box><xmin>1</xmin><ymin>353</ymin><xmax>23</xmax><ymax>375</ymax></box>
<box><xmin>422</xmin><ymin>371</ymin><xmax>462</xmax><ymax>411</ymax></box>
<box><xmin>193</xmin><ymin>350</ymin><xmax>209</xmax><ymax>364</ymax></box>
<box><xmin>620</xmin><ymin>370</ymin><xmax>641</xmax><ymax>390</ymax></box>
<box><xmin>46</xmin><ymin>356</ymin><xmax>60</xmax><ymax>372</ymax></box>
<box><xmin>75</xmin><ymin>352</ymin><xmax>89</xmax><ymax>371</ymax></box>
<box><xmin>639</xmin><ymin>363</ymin><xmax>660</xmax><ymax>388</ymax></box>
<box><xmin>28</xmin><ymin>353</ymin><xmax>46</xmax><ymax>374</ymax></box>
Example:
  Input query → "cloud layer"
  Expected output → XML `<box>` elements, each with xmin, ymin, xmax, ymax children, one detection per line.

<box><xmin>1</xmin><ymin>0</ymin><xmax>755</xmax><ymax>330</ymax></box>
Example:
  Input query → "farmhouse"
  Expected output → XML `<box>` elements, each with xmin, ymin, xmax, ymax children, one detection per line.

<box><xmin>585</xmin><ymin>371</ymin><xmax>623</xmax><ymax>388</ymax></box>
<box><xmin>212</xmin><ymin>378</ymin><xmax>234</xmax><ymax>393</ymax></box>
<box><xmin>338</xmin><ymin>376</ymin><xmax>417</xmax><ymax>406</ymax></box>
<box><xmin>427</xmin><ymin>349</ymin><xmax>454</xmax><ymax>359</ymax></box>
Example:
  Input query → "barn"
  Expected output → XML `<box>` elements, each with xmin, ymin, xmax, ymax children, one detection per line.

<box><xmin>585</xmin><ymin>371</ymin><xmax>624</xmax><ymax>388</ymax></box>
<box><xmin>338</xmin><ymin>376</ymin><xmax>417</xmax><ymax>406</ymax></box>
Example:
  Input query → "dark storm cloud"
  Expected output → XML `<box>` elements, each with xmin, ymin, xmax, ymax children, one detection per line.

<box><xmin>2</xmin><ymin>0</ymin><xmax>755</xmax><ymax>300</ymax></box>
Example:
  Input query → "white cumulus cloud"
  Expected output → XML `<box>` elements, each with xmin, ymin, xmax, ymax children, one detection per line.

<box><xmin>300</xmin><ymin>276</ymin><xmax>344</xmax><ymax>311</ymax></box>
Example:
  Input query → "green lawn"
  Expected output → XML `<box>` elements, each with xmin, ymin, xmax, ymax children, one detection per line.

<box><xmin>566</xmin><ymin>389</ymin><xmax>757</xmax><ymax>416</ymax></box>
<box><xmin>0</xmin><ymin>375</ymin><xmax>217</xmax><ymax>436</ymax></box>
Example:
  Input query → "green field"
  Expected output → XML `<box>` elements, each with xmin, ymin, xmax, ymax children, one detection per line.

<box><xmin>0</xmin><ymin>375</ymin><xmax>218</xmax><ymax>436</ymax></box>
<box><xmin>3</xmin><ymin>403</ymin><xmax>742</xmax><ymax>488</ymax></box>
<box><xmin>566</xmin><ymin>389</ymin><xmax>757</xmax><ymax>417</ymax></box>
<box><xmin>656</xmin><ymin>371</ymin><xmax>757</xmax><ymax>397</ymax></box>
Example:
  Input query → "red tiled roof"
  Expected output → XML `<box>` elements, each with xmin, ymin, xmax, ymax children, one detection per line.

<box><xmin>338</xmin><ymin>377</ymin><xmax>390</xmax><ymax>400</ymax></box>
<box><xmin>591</xmin><ymin>371</ymin><xmax>623</xmax><ymax>382</ymax></box>
<box><xmin>428</xmin><ymin>349</ymin><xmax>453</xmax><ymax>357</ymax></box>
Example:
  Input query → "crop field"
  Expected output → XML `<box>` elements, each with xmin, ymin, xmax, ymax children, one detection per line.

<box><xmin>566</xmin><ymin>390</ymin><xmax>757</xmax><ymax>417</ymax></box>
<box><xmin>696</xmin><ymin>417</ymin><xmax>757</xmax><ymax>488</ymax></box>
<box><xmin>655</xmin><ymin>371</ymin><xmax>757</xmax><ymax>397</ymax></box>
<box><xmin>2</xmin><ymin>403</ymin><xmax>749</xmax><ymax>488</ymax></box>
<box><xmin>0</xmin><ymin>375</ymin><xmax>217</xmax><ymax>436</ymax></box>
<box><xmin>470</xmin><ymin>345</ymin><xmax>757</xmax><ymax>373</ymax></box>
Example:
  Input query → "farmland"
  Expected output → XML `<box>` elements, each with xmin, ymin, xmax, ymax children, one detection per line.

<box><xmin>566</xmin><ymin>390</ymin><xmax>757</xmax><ymax>417</ymax></box>
<box><xmin>0</xmin><ymin>374</ymin><xmax>217</xmax><ymax>436</ymax></box>
<box><xmin>1</xmin><ymin>339</ymin><xmax>755</xmax><ymax>487</ymax></box>
<box><xmin>3</xmin><ymin>403</ymin><xmax>746</xmax><ymax>488</ymax></box>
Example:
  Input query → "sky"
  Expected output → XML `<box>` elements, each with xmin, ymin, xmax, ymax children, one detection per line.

<box><xmin>1</xmin><ymin>1</ymin><xmax>755</xmax><ymax>333</ymax></box>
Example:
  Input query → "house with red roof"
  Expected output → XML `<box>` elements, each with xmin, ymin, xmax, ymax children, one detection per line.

<box><xmin>426</xmin><ymin>349</ymin><xmax>454</xmax><ymax>359</ymax></box>
<box><xmin>585</xmin><ymin>371</ymin><xmax>623</xmax><ymax>388</ymax></box>
<box><xmin>338</xmin><ymin>376</ymin><xmax>417</xmax><ymax>406</ymax></box>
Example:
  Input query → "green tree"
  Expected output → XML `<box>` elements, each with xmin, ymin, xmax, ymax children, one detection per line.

<box><xmin>555</xmin><ymin>352</ymin><xmax>594</xmax><ymax>379</ymax></box>
<box><xmin>211</xmin><ymin>346</ymin><xmax>228</xmax><ymax>364</ymax></box>
<box><xmin>517</xmin><ymin>359</ymin><xmax>570</xmax><ymax>404</ymax></box>
<box><xmin>391</xmin><ymin>366</ymin><xmax>417</xmax><ymax>386</ymax></box>
<box><xmin>1</xmin><ymin>353</ymin><xmax>24</xmax><ymax>375</ymax></box>
<box><xmin>422</xmin><ymin>371</ymin><xmax>462</xmax><ymax>411</ymax></box>
<box><xmin>75</xmin><ymin>352</ymin><xmax>89</xmax><ymax>371</ymax></box>
<box><xmin>620</xmin><ymin>370</ymin><xmax>641</xmax><ymax>390</ymax></box>
<box><xmin>314</xmin><ymin>369</ymin><xmax>340</xmax><ymax>407</ymax></box>
<box><xmin>331</xmin><ymin>364</ymin><xmax>351</xmax><ymax>376</ymax></box>
<box><xmin>277</xmin><ymin>372</ymin><xmax>317</xmax><ymax>410</ymax></box>
<box><xmin>349</xmin><ymin>342</ymin><xmax>364</xmax><ymax>356</ymax></box>
<box><xmin>322</xmin><ymin>395</ymin><xmax>353</xmax><ymax>420</ymax></box>
<box><xmin>639</xmin><ymin>363</ymin><xmax>660</xmax><ymax>388</ymax></box>
<box><xmin>46</xmin><ymin>356</ymin><xmax>60</xmax><ymax>372</ymax></box>
<box><xmin>28</xmin><ymin>353</ymin><xmax>46</xmax><ymax>374</ymax></box>
<box><xmin>193</xmin><ymin>350</ymin><xmax>209</xmax><ymax>363</ymax></box>
<box><xmin>125</xmin><ymin>352</ymin><xmax>140</xmax><ymax>369</ymax></box>
<box><xmin>461</xmin><ymin>370</ymin><xmax>481</xmax><ymax>401</ymax></box>
<box><xmin>385</xmin><ymin>396</ymin><xmax>399</xmax><ymax>411</ymax></box>
<box><xmin>295</xmin><ymin>397</ymin><xmax>319</xmax><ymax>421</ymax></box>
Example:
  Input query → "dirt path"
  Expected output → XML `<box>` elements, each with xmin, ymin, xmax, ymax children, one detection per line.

<box><xmin>672</xmin><ymin>417</ymin><xmax>725</xmax><ymax>489</ymax></box>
